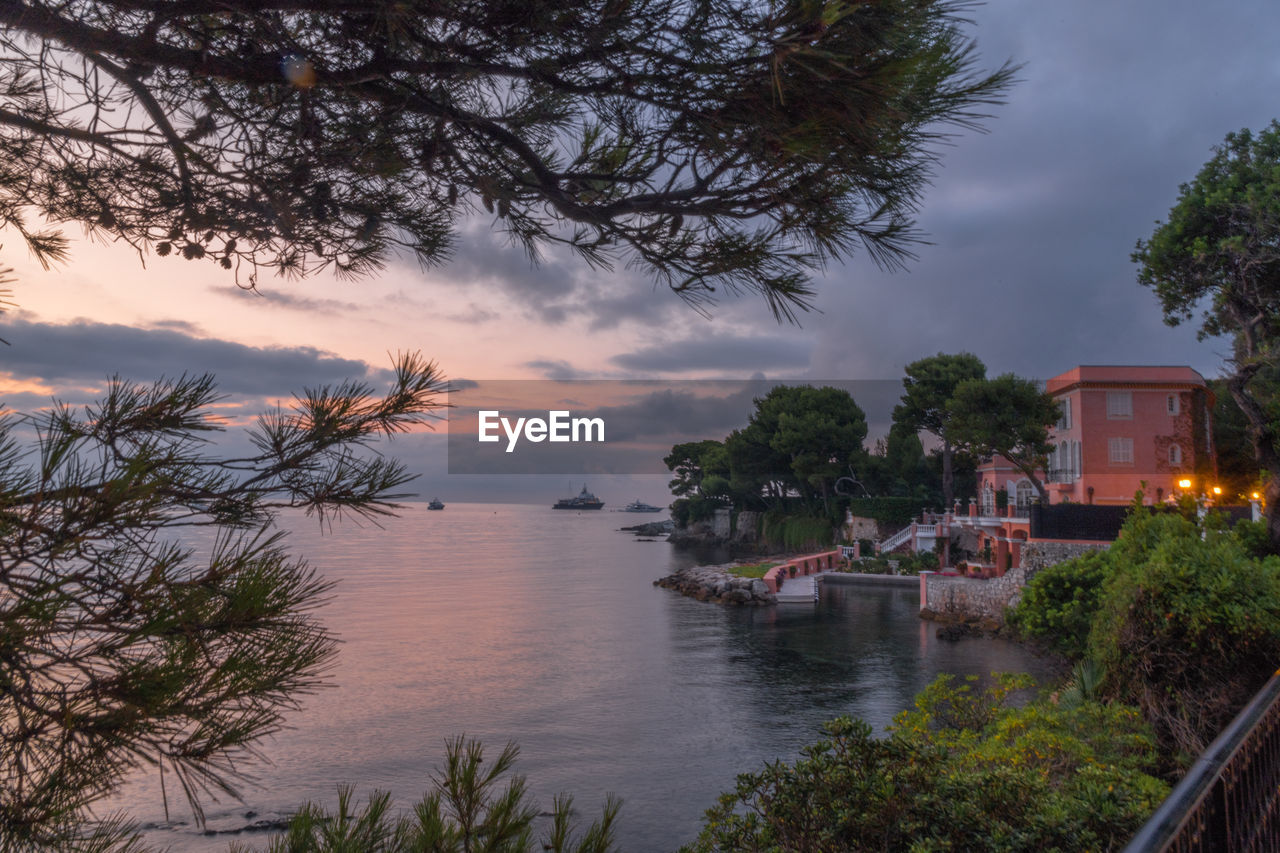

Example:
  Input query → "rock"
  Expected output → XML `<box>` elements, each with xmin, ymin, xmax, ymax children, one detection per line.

<box><xmin>621</xmin><ymin>520</ymin><xmax>675</xmax><ymax>537</ymax></box>
<box><xmin>936</xmin><ymin>623</ymin><xmax>976</xmax><ymax>641</ymax></box>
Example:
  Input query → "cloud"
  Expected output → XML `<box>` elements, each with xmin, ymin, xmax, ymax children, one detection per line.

<box><xmin>212</xmin><ymin>285</ymin><xmax>361</xmax><ymax>316</ymax></box>
<box><xmin>523</xmin><ymin>360</ymin><xmax>600</xmax><ymax>380</ymax></box>
<box><xmin>793</xmin><ymin>0</ymin><xmax>1270</xmax><ymax>382</ymax></box>
<box><xmin>610</xmin><ymin>335</ymin><xmax>812</xmax><ymax>374</ymax></box>
<box><xmin>444</xmin><ymin>303</ymin><xmax>501</xmax><ymax>324</ymax></box>
<box><xmin>145</xmin><ymin>318</ymin><xmax>204</xmax><ymax>335</ymax></box>
<box><xmin>0</xmin><ymin>316</ymin><xmax>394</xmax><ymax>398</ymax></box>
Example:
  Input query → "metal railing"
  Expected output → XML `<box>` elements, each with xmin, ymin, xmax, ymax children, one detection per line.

<box><xmin>1124</xmin><ymin>670</ymin><xmax>1280</xmax><ymax>852</ymax></box>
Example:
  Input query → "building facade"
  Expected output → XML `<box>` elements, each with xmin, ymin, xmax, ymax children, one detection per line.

<box><xmin>977</xmin><ymin>365</ymin><xmax>1216</xmax><ymax>507</ymax></box>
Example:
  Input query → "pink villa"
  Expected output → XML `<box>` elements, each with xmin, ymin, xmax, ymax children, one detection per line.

<box><xmin>875</xmin><ymin>365</ymin><xmax>1220</xmax><ymax>578</ymax></box>
<box><xmin>976</xmin><ymin>365</ymin><xmax>1216</xmax><ymax>509</ymax></box>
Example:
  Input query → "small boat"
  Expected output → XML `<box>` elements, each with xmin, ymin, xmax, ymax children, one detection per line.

<box><xmin>427</xmin><ymin>498</ymin><xmax>445</xmax><ymax>510</ymax></box>
<box><xmin>553</xmin><ymin>484</ymin><xmax>604</xmax><ymax>510</ymax></box>
<box><xmin>622</xmin><ymin>499</ymin><xmax>664</xmax><ymax>513</ymax></box>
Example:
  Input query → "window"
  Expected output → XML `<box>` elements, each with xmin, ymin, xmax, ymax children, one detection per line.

<box><xmin>980</xmin><ymin>483</ymin><xmax>995</xmax><ymax>515</ymax></box>
<box><xmin>1169</xmin><ymin>444</ymin><xmax>1182</xmax><ymax>466</ymax></box>
<box><xmin>1052</xmin><ymin>441</ymin><xmax>1069</xmax><ymax>482</ymax></box>
<box><xmin>1073</xmin><ymin>441</ymin><xmax>1082</xmax><ymax>480</ymax></box>
<box><xmin>1167</xmin><ymin>394</ymin><xmax>1180</xmax><ymax>416</ymax></box>
<box><xmin>1107</xmin><ymin>391</ymin><xmax>1132</xmax><ymax>419</ymax></box>
<box><xmin>1109</xmin><ymin>437</ymin><xmax>1134</xmax><ymax>465</ymax></box>
<box><xmin>1015</xmin><ymin>481</ymin><xmax>1035</xmax><ymax>511</ymax></box>
<box><xmin>1057</xmin><ymin>397</ymin><xmax>1073</xmax><ymax>431</ymax></box>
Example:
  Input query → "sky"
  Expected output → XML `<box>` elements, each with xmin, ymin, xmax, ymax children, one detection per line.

<box><xmin>2</xmin><ymin>0</ymin><xmax>1278</xmax><ymax>503</ymax></box>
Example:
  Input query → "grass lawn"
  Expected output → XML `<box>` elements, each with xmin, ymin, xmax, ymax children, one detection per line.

<box><xmin>728</xmin><ymin>562</ymin><xmax>776</xmax><ymax>578</ymax></box>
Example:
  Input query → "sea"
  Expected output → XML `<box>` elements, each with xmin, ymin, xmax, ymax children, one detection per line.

<box><xmin>105</xmin><ymin>502</ymin><xmax>1057</xmax><ymax>851</ymax></box>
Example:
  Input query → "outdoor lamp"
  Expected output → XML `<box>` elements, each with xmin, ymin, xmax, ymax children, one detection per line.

<box><xmin>1178</xmin><ymin>479</ymin><xmax>1192</xmax><ymax>490</ymax></box>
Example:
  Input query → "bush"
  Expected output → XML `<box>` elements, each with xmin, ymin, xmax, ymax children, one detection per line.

<box><xmin>1006</xmin><ymin>549</ymin><xmax>1112</xmax><ymax>659</ymax></box>
<box><xmin>844</xmin><ymin>496</ymin><xmax>917</xmax><ymax>526</ymax></box>
<box><xmin>1233</xmin><ymin>518</ymin><xmax>1274</xmax><ymax>558</ymax></box>
<box><xmin>1089</xmin><ymin>510</ymin><xmax>1280</xmax><ymax>764</ymax></box>
<box><xmin>761</xmin><ymin>512</ymin><xmax>835</xmax><ymax>550</ymax></box>
<box><xmin>684</xmin><ymin>674</ymin><xmax>1167</xmax><ymax>853</ymax></box>
<box><xmin>670</xmin><ymin>496</ymin><xmax>726</xmax><ymax>528</ymax></box>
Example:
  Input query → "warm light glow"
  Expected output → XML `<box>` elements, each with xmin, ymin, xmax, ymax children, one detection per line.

<box><xmin>1253</xmin><ymin>492</ymin><xmax>1262</xmax><ymax>500</ymax></box>
<box><xmin>1178</xmin><ymin>479</ymin><xmax>1192</xmax><ymax>489</ymax></box>
<box><xmin>1212</xmin><ymin>486</ymin><xmax>1222</xmax><ymax>495</ymax></box>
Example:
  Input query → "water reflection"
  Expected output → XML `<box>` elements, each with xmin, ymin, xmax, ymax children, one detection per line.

<box><xmin>104</xmin><ymin>504</ymin><xmax>1056</xmax><ymax>851</ymax></box>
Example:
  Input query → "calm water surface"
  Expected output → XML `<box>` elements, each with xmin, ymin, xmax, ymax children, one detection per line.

<box><xmin>112</xmin><ymin>503</ymin><xmax>1056</xmax><ymax>850</ymax></box>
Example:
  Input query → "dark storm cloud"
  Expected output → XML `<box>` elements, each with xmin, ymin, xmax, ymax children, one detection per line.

<box><xmin>418</xmin><ymin>218</ymin><xmax>693</xmax><ymax>332</ymax></box>
<box><xmin>610</xmin><ymin>335</ymin><xmax>812</xmax><ymax>374</ymax></box>
<box><xmin>806</xmin><ymin>0</ymin><xmax>1275</xmax><ymax>381</ymax></box>
<box><xmin>0</xmin><ymin>390</ymin><xmax>64</xmax><ymax>411</ymax></box>
<box><xmin>0</xmin><ymin>316</ymin><xmax>393</xmax><ymax>397</ymax></box>
<box><xmin>389</xmin><ymin>0</ymin><xmax>1272</xmax><ymax>383</ymax></box>
<box><xmin>444</xmin><ymin>377</ymin><xmax>901</xmax><ymax>476</ymax></box>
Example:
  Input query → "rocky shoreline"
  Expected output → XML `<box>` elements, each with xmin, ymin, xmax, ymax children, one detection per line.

<box><xmin>653</xmin><ymin>562</ymin><xmax>777</xmax><ymax>605</ymax></box>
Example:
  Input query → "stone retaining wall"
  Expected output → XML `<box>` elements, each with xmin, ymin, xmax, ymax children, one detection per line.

<box><xmin>920</xmin><ymin>540</ymin><xmax>1110</xmax><ymax>628</ymax></box>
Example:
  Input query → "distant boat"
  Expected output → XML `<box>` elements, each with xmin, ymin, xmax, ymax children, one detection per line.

<box><xmin>427</xmin><ymin>498</ymin><xmax>445</xmax><ymax>510</ymax></box>
<box><xmin>622</xmin><ymin>499</ymin><xmax>663</xmax><ymax>513</ymax></box>
<box><xmin>553</xmin><ymin>484</ymin><xmax>604</xmax><ymax>510</ymax></box>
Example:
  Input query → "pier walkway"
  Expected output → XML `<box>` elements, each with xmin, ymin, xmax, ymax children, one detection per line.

<box><xmin>775</xmin><ymin>573</ymin><xmax>820</xmax><ymax>603</ymax></box>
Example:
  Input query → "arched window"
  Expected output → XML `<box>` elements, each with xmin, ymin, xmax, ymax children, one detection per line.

<box><xmin>1015</xmin><ymin>480</ymin><xmax>1035</xmax><ymax>511</ymax></box>
<box><xmin>1169</xmin><ymin>444</ymin><xmax>1182</xmax><ymax>466</ymax></box>
<box><xmin>980</xmin><ymin>483</ymin><xmax>995</xmax><ymax>515</ymax></box>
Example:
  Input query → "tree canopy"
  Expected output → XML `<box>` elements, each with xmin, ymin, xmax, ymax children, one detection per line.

<box><xmin>947</xmin><ymin>373</ymin><xmax>1060</xmax><ymax>503</ymax></box>
<box><xmin>0</xmin><ymin>353</ymin><xmax>447</xmax><ymax>850</ymax></box>
<box><xmin>893</xmin><ymin>351</ymin><xmax>986</xmax><ymax>505</ymax></box>
<box><xmin>724</xmin><ymin>384</ymin><xmax>867</xmax><ymax>512</ymax></box>
<box><xmin>1134</xmin><ymin>120</ymin><xmax>1280</xmax><ymax>547</ymax></box>
<box><xmin>0</xmin><ymin>0</ymin><xmax>1013</xmax><ymax>317</ymax></box>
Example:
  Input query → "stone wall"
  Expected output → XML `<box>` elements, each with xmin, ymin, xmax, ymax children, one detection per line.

<box><xmin>733</xmin><ymin>510</ymin><xmax>763</xmax><ymax>543</ymax></box>
<box><xmin>845</xmin><ymin>515</ymin><xmax>879</xmax><ymax>541</ymax></box>
<box><xmin>1019</xmin><ymin>540</ymin><xmax>1111</xmax><ymax>573</ymax></box>
<box><xmin>713</xmin><ymin>507</ymin><xmax>732</xmax><ymax>538</ymax></box>
<box><xmin>920</xmin><ymin>540</ymin><xmax>1110</xmax><ymax>628</ymax></box>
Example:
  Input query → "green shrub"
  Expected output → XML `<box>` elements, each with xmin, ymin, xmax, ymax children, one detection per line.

<box><xmin>1233</xmin><ymin>518</ymin><xmax>1274</xmax><ymax>558</ymax></box>
<box><xmin>761</xmin><ymin>513</ymin><xmax>834</xmax><ymax>550</ymax></box>
<box><xmin>670</xmin><ymin>496</ymin><xmax>726</xmax><ymax>528</ymax></box>
<box><xmin>684</xmin><ymin>673</ymin><xmax>1167</xmax><ymax>853</ymax></box>
<box><xmin>896</xmin><ymin>549</ymin><xmax>938</xmax><ymax>575</ymax></box>
<box><xmin>1089</xmin><ymin>510</ymin><xmax>1280</xmax><ymax>763</ymax></box>
<box><xmin>843</xmin><ymin>497</ymin><xmax>917</xmax><ymax>526</ymax></box>
<box><xmin>1006</xmin><ymin>549</ymin><xmax>1112</xmax><ymax>659</ymax></box>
